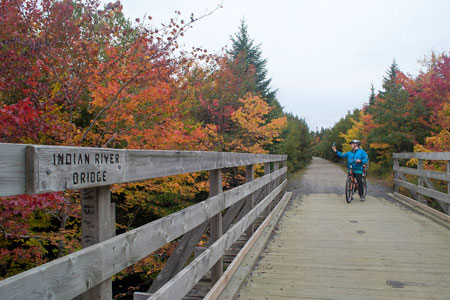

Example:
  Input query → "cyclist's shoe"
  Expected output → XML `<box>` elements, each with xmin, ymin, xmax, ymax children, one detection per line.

<box><xmin>360</xmin><ymin>196</ymin><xmax>366</xmax><ymax>202</ymax></box>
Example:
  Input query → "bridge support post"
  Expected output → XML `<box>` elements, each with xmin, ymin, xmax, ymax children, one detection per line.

<box><xmin>210</xmin><ymin>169</ymin><xmax>223</xmax><ymax>285</ymax></box>
<box><xmin>282</xmin><ymin>160</ymin><xmax>287</xmax><ymax>195</ymax></box>
<box><xmin>269</xmin><ymin>162</ymin><xmax>276</xmax><ymax>211</ymax></box>
<box><xmin>417</xmin><ymin>159</ymin><xmax>426</xmax><ymax>204</ymax></box>
<box><xmin>274</xmin><ymin>162</ymin><xmax>280</xmax><ymax>205</ymax></box>
<box><xmin>245</xmin><ymin>165</ymin><xmax>255</xmax><ymax>239</ymax></box>
<box><xmin>76</xmin><ymin>185</ymin><xmax>115</xmax><ymax>300</ymax></box>
<box><xmin>393</xmin><ymin>158</ymin><xmax>399</xmax><ymax>193</ymax></box>
<box><xmin>264</xmin><ymin>162</ymin><xmax>271</xmax><ymax>216</ymax></box>
<box><xmin>447</xmin><ymin>161</ymin><xmax>450</xmax><ymax>215</ymax></box>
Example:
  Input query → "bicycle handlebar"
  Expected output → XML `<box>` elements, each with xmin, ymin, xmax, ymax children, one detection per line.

<box><xmin>348</xmin><ymin>159</ymin><xmax>364</xmax><ymax>163</ymax></box>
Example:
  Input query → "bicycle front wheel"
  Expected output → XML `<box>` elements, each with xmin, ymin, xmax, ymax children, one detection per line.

<box><xmin>345</xmin><ymin>176</ymin><xmax>353</xmax><ymax>203</ymax></box>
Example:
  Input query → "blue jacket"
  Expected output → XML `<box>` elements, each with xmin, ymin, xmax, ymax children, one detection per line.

<box><xmin>336</xmin><ymin>148</ymin><xmax>369</xmax><ymax>174</ymax></box>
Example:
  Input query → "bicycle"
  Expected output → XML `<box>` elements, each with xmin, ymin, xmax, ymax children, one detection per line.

<box><xmin>345</xmin><ymin>163</ymin><xmax>367</xmax><ymax>203</ymax></box>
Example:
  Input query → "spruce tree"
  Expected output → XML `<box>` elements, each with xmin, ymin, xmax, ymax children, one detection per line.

<box><xmin>369</xmin><ymin>60</ymin><xmax>430</xmax><ymax>165</ymax></box>
<box><xmin>365</xmin><ymin>83</ymin><xmax>376</xmax><ymax>114</ymax></box>
<box><xmin>369</xmin><ymin>84</ymin><xmax>376</xmax><ymax>106</ymax></box>
<box><xmin>228</xmin><ymin>19</ymin><xmax>282</xmax><ymax>119</ymax></box>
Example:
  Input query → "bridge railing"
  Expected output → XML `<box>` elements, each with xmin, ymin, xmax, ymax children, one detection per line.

<box><xmin>393</xmin><ymin>152</ymin><xmax>450</xmax><ymax>220</ymax></box>
<box><xmin>0</xmin><ymin>143</ymin><xmax>287</xmax><ymax>300</ymax></box>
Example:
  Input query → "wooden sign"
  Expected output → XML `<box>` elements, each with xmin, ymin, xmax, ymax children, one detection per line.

<box><xmin>26</xmin><ymin>146</ymin><xmax>126</xmax><ymax>193</ymax></box>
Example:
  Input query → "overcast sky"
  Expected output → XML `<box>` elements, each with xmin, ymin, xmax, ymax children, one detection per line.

<box><xmin>109</xmin><ymin>0</ymin><xmax>450</xmax><ymax>131</ymax></box>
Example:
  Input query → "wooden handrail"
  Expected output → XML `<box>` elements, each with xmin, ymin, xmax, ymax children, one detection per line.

<box><xmin>394</xmin><ymin>179</ymin><xmax>450</xmax><ymax>204</ymax></box>
<box><xmin>393</xmin><ymin>152</ymin><xmax>450</xmax><ymax>220</ymax></box>
<box><xmin>393</xmin><ymin>166</ymin><xmax>450</xmax><ymax>182</ymax></box>
<box><xmin>0</xmin><ymin>143</ymin><xmax>286</xmax><ymax>196</ymax></box>
<box><xmin>0</xmin><ymin>142</ymin><xmax>288</xmax><ymax>300</ymax></box>
<box><xmin>393</xmin><ymin>152</ymin><xmax>450</xmax><ymax>160</ymax></box>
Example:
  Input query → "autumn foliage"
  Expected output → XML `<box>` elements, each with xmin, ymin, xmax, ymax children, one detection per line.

<box><xmin>0</xmin><ymin>0</ymin><xmax>311</xmax><ymax>296</ymax></box>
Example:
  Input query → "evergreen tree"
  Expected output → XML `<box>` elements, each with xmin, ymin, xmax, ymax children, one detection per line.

<box><xmin>228</xmin><ymin>19</ymin><xmax>283</xmax><ymax>119</ymax></box>
<box><xmin>365</xmin><ymin>83</ymin><xmax>376</xmax><ymax>115</ymax></box>
<box><xmin>368</xmin><ymin>60</ymin><xmax>431</xmax><ymax>170</ymax></box>
<box><xmin>370</xmin><ymin>60</ymin><xmax>410</xmax><ymax>150</ymax></box>
<box><xmin>369</xmin><ymin>84</ymin><xmax>376</xmax><ymax>105</ymax></box>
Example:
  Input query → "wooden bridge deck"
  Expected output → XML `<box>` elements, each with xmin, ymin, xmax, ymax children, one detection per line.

<box><xmin>235</xmin><ymin>158</ymin><xmax>450</xmax><ymax>300</ymax></box>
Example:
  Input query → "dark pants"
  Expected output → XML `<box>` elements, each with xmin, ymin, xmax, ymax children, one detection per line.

<box><xmin>354</xmin><ymin>173</ymin><xmax>364</xmax><ymax>197</ymax></box>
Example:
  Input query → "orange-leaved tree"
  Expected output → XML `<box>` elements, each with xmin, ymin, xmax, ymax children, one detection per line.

<box><xmin>0</xmin><ymin>0</ymin><xmax>220</xmax><ymax>284</ymax></box>
<box><xmin>230</xmin><ymin>93</ymin><xmax>287</xmax><ymax>153</ymax></box>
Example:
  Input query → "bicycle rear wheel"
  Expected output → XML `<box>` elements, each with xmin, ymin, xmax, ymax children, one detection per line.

<box><xmin>345</xmin><ymin>176</ymin><xmax>353</xmax><ymax>203</ymax></box>
<box><xmin>362</xmin><ymin>176</ymin><xmax>367</xmax><ymax>198</ymax></box>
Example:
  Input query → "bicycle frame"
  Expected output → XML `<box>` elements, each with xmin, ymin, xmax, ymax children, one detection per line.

<box><xmin>345</xmin><ymin>165</ymin><xmax>359</xmax><ymax>203</ymax></box>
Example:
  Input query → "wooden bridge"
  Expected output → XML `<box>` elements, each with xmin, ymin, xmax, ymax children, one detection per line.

<box><xmin>0</xmin><ymin>144</ymin><xmax>450</xmax><ymax>300</ymax></box>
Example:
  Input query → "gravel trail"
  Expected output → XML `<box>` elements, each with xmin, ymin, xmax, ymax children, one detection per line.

<box><xmin>288</xmin><ymin>156</ymin><xmax>392</xmax><ymax>199</ymax></box>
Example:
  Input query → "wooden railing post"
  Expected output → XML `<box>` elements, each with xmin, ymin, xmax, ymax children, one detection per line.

<box><xmin>393</xmin><ymin>158</ymin><xmax>399</xmax><ymax>192</ymax></box>
<box><xmin>209</xmin><ymin>169</ymin><xmax>223</xmax><ymax>285</ymax></box>
<box><xmin>447</xmin><ymin>160</ymin><xmax>450</xmax><ymax>215</ymax></box>
<box><xmin>274</xmin><ymin>161</ymin><xmax>280</xmax><ymax>204</ymax></box>
<box><xmin>417</xmin><ymin>159</ymin><xmax>426</xmax><ymax>204</ymax></box>
<box><xmin>245</xmin><ymin>165</ymin><xmax>255</xmax><ymax>238</ymax></box>
<box><xmin>264</xmin><ymin>162</ymin><xmax>271</xmax><ymax>216</ymax></box>
<box><xmin>77</xmin><ymin>186</ymin><xmax>115</xmax><ymax>300</ymax></box>
<box><xmin>282</xmin><ymin>160</ymin><xmax>287</xmax><ymax>194</ymax></box>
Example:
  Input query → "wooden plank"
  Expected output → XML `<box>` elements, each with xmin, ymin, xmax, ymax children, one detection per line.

<box><xmin>0</xmin><ymin>143</ymin><xmax>27</xmax><ymax>196</ymax></box>
<box><xmin>204</xmin><ymin>192</ymin><xmax>293</xmax><ymax>300</ymax></box>
<box><xmin>147</xmin><ymin>221</ymin><xmax>209</xmax><ymax>293</ymax></box>
<box><xmin>245</xmin><ymin>165</ymin><xmax>255</xmax><ymax>238</ymax></box>
<box><xmin>80</xmin><ymin>187</ymin><xmax>114</xmax><ymax>247</ymax></box>
<box><xmin>264</xmin><ymin>162</ymin><xmax>271</xmax><ymax>216</ymax></box>
<box><xmin>212</xmin><ymin>184</ymin><xmax>273</xmax><ymax>246</ymax></box>
<box><xmin>398</xmin><ymin>172</ymin><xmax>417</xmax><ymax>200</ymax></box>
<box><xmin>393</xmin><ymin>152</ymin><xmax>450</xmax><ymax>160</ymax></box>
<box><xmin>135</xmin><ymin>292</ymin><xmax>153</xmax><ymax>300</ymax></box>
<box><xmin>394</xmin><ymin>179</ymin><xmax>450</xmax><ymax>204</ymax></box>
<box><xmin>233</xmin><ymin>199</ymin><xmax>251</xmax><ymax>228</ymax></box>
<box><xmin>0</xmin><ymin>166</ymin><xmax>285</xmax><ymax>300</ymax></box>
<box><xmin>209</xmin><ymin>169</ymin><xmax>223</xmax><ymax>284</ymax></box>
<box><xmin>147</xmin><ymin>180</ymin><xmax>287</xmax><ymax>300</ymax></box>
<box><xmin>417</xmin><ymin>159</ymin><xmax>425</xmax><ymax>204</ymax></box>
<box><xmin>390</xmin><ymin>193</ymin><xmax>450</xmax><ymax>223</ymax></box>
<box><xmin>394</xmin><ymin>166</ymin><xmax>450</xmax><ymax>182</ymax></box>
<box><xmin>220</xmin><ymin>186</ymin><xmax>265</xmax><ymax>239</ymax></box>
<box><xmin>273</xmin><ymin>162</ymin><xmax>280</xmax><ymax>207</ymax></box>
<box><xmin>221</xmin><ymin>200</ymin><xmax>245</xmax><ymax>234</ymax></box>
<box><xmin>134</xmin><ymin>292</ymin><xmax>200</xmax><ymax>300</ymax></box>
<box><xmin>19</xmin><ymin>144</ymin><xmax>286</xmax><ymax>194</ymax></box>
<box><xmin>423</xmin><ymin>177</ymin><xmax>449</xmax><ymax>214</ymax></box>
<box><xmin>253</xmin><ymin>186</ymin><xmax>265</xmax><ymax>205</ymax></box>
<box><xmin>76</xmin><ymin>186</ymin><xmax>114</xmax><ymax>300</ymax></box>
<box><xmin>393</xmin><ymin>158</ymin><xmax>399</xmax><ymax>193</ymax></box>
<box><xmin>281</xmin><ymin>161</ymin><xmax>287</xmax><ymax>195</ymax></box>
<box><xmin>448</xmin><ymin>161</ymin><xmax>450</xmax><ymax>215</ymax></box>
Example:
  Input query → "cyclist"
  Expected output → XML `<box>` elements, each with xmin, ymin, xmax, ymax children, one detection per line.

<box><xmin>332</xmin><ymin>140</ymin><xmax>369</xmax><ymax>201</ymax></box>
